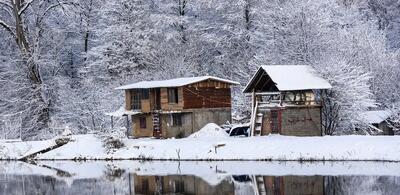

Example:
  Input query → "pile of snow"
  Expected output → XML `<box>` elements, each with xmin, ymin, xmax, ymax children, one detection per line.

<box><xmin>189</xmin><ymin>123</ymin><xmax>229</xmax><ymax>138</ymax></box>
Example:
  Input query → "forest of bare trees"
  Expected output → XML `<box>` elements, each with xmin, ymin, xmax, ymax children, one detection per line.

<box><xmin>1</xmin><ymin>0</ymin><xmax>400</xmax><ymax>139</ymax></box>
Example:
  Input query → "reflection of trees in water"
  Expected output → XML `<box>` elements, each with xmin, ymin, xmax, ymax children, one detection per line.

<box><xmin>325</xmin><ymin>176</ymin><xmax>400</xmax><ymax>195</ymax></box>
<box><xmin>1</xmin><ymin>173</ymin><xmax>400</xmax><ymax>195</ymax></box>
<box><xmin>0</xmin><ymin>174</ymin><xmax>131</xmax><ymax>195</ymax></box>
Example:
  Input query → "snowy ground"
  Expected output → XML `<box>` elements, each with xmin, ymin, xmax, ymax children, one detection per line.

<box><xmin>1</xmin><ymin>123</ymin><xmax>400</xmax><ymax>161</ymax></box>
<box><xmin>0</xmin><ymin>138</ymin><xmax>57</xmax><ymax>159</ymax></box>
<box><xmin>24</xmin><ymin>133</ymin><xmax>400</xmax><ymax>161</ymax></box>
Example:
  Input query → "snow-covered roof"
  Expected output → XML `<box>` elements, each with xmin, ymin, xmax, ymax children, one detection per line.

<box><xmin>105</xmin><ymin>107</ymin><xmax>141</xmax><ymax>117</ymax></box>
<box><xmin>361</xmin><ymin>110</ymin><xmax>392</xmax><ymax>124</ymax></box>
<box><xmin>243</xmin><ymin>65</ymin><xmax>332</xmax><ymax>93</ymax></box>
<box><xmin>116</xmin><ymin>76</ymin><xmax>240</xmax><ymax>90</ymax></box>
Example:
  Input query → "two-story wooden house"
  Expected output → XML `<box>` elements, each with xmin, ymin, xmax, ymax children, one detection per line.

<box><xmin>116</xmin><ymin>76</ymin><xmax>239</xmax><ymax>138</ymax></box>
<box><xmin>243</xmin><ymin>65</ymin><xmax>332</xmax><ymax>136</ymax></box>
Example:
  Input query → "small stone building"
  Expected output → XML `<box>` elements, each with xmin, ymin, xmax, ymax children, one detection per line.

<box><xmin>243</xmin><ymin>65</ymin><xmax>332</xmax><ymax>136</ymax></box>
<box><xmin>361</xmin><ymin>110</ymin><xmax>394</xmax><ymax>135</ymax></box>
<box><xmin>115</xmin><ymin>76</ymin><xmax>239</xmax><ymax>138</ymax></box>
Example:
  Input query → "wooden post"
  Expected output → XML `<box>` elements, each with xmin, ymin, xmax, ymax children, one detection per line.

<box><xmin>126</xmin><ymin>115</ymin><xmax>129</xmax><ymax>136</ymax></box>
<box><xmin>111</xmin><ymin>116</ymin><xmax>114</xmax><ymax>129</ymax></box>
<box><xmin>251</xmin><ymin>90</ymin><xmax>256</xmax><ymax>108</ymax></box>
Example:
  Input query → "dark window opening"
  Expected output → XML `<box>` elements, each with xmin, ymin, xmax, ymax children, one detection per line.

<box><xmin>174</xmin><ymin>180</ymin><xmax>185</xmax><ymax>193</ymax></box>
<box><xmin>172</xmin><ymin>114</ymin><xmax>183</xmax><ymax>127</ymax></box>
<box><xmin>139</xmin><ymin>117</ymin><xmax>147</xmax><ymax>129</ymax></box>
<box><xmin>140</xmin><ymin>89</ymin><xmax>149</xmax><ymax>99</ymax></box>
<box><xmin>168</xmin><ymin>88</ymin><xmax>179</xmax><ymax>104</ymax></box>
<box><xmin>130</xmin><ymin>89</ymin><xmax>149</xmax><ymax>110</ymax></box>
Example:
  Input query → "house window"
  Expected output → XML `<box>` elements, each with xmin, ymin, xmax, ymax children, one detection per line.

<box><xmin>132</xmin><ymin>92</ymin><xmax>141</xmax><ymax>110</ymax></box>
<box><xmin>140</xmin><ymin>89</ymin><xmax>149</xmax><ymax>99</ymax></box>
<box><xmin>139</xmin><ymin>117</ymin><xmax>147</xmax><ymax>129</ymax></box>
<box><xmin>172</xmin><ymin>114</ymin><xmax>182</xmax><ymax>127</ymax></box>
<box><xmin>168</xmin><ymin>88</ymin><xmax>179</xmax><ymax>104</ymax></box>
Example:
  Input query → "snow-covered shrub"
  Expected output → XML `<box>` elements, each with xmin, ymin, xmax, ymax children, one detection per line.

<box><xmin>102</xmin><ymin>127</ymin><xmax>126</xmax><ymax>153</ymax></box>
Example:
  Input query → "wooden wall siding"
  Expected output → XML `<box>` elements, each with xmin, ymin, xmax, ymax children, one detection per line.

<box><xmin>160</xmin><ymin>88</ymin><xmax>184</xmax><ymax>111</ymax></box>
<box><xmin>183</xmin><ymin>87</ymin><xmax>231</xmax><ymax>109</ymax></box>
<box><xmin>186</xmin><ymin>80</ymin><xmax>231</xmax><ymax>89</ymax></box>
<box><xmin>125</xmin><ymin>90</ymin><xmax>132</xmax><ymax>110</ymax></box>
<box><xmin>141</xmin><ymin>99</ymin><xmax>151</xmax><ymax>113</ymax></box>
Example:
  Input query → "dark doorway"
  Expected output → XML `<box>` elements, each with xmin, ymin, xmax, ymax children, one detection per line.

<box><xmin>152</xmin><ymin>88</ymin><xmax>161</xmax><ymax>110</ymax></box>
<box><xmin>271</xmin><ymin>110</ymin><xmax>281</xmax><ymax>134</ymax></box>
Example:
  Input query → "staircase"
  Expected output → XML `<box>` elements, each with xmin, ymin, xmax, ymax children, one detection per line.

<box><xmin>152</xmin><ymin>112</ymin><xmax>161</xmax><ymax>138</ymax></box>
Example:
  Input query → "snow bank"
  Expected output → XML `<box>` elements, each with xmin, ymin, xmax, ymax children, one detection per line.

<box><xmin>0</xmin><ymin>139</ymin><xmax>56</xmax><ymax>159</ymax></box>
<box><xmin>189</xmin><ymin>123</ymin><xmax>229</xmax><ymax>138</ymax></box>
<box><xmin>33</xmin><ymin>134</ymin><xmax>400</xmax><ymax>161</ymax></box>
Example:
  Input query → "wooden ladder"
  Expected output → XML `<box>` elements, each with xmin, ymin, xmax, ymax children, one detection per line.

<box><xmin>250</xmin><ymin>101</ymin><xmax>263</xmax><ymax>136</ymax></box>
<box><xmin>252</xmin><ymin>175</ymin><xmax>266</xmax><ymax>195</ymax></box>
<box><xmin>152</xmin><ymin>112</ymin><xmax>161</xmax><ymax>137</ymax></box>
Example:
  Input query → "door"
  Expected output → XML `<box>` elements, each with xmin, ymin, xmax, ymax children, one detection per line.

<box><xmin>151</xmin><ymin>88</ymin><xmax>161</xmax><ymax>110</ymax></box>
<box><xmin>270</xmin><ymin>110</ymin><xmax>281</xmax><ymax>134</ymax></box>
<box><xmin>155</xmin><ymin>88</ymin><xmax>161</xmax><ymax>110</ymax></box>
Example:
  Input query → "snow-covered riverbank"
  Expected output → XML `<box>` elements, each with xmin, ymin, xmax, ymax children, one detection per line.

<box><xmin>1</xmin><ymin>133</ymin><xmax>399</xmax><ymax>161</ymax></box>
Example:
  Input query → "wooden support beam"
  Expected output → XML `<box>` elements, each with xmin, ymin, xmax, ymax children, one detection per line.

<box><xmin>245</xmin><ymin>92</ymin><xmax>281</xmax><ymax>97</ymax></box>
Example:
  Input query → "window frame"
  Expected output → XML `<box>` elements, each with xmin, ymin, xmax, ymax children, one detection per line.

<box><xmin>168</xmin><ymin>88</ymin><xmax>179</xmax><ymax>104</ymax></box>
<box><xmin>172</xmin><ymin>114</ymin><xmax>183</xmax><ymax>127</ymax></box>
<box><xmin>131</xmin><ymin>91</ymin><xmax>142</xmax><ymax>110</ymax></box>
<box><xmin>139</xmin><ymin>116</ymin><xmax>147</xmax><ymax>129</ymax></box>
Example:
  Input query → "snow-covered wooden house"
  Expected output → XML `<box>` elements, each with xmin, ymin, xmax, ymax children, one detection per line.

<box><xmin>116</xmin><ymin>76</ymin><xmax>239</xmax><ymax>138</ymax></box>
<box><xmin>361</xmin><ymin>110</ymin><xmax>393</xmax><ymax>135</ymax></box>
<box><xmin>243</xmin><ymin>65</ymin><xmax>332</xmax><ymax>136</ymax></box>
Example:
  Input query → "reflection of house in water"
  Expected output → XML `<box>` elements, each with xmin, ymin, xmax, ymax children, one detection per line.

<box><xmin>132</xmin><ymin>174</ymin><xmax>234</xmax><ymax>195</ymax></box>
<box><xmin>259</xmin><ymin>176</ymin><xmax>324</xmax><ymax>195</ymax></box>
<box><xmin>131</xmin><ymin>174</ymin><xmax>324</xmax><ymax>195</ymax></box>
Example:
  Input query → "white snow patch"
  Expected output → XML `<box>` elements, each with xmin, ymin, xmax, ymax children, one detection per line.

<box><xmin>116</xmin><ymin>76</ymin><xmax>239</xmax><ymax>90</ymax></box>
<box><xmin>30</xmin><ymin>134</ymin><xmax>400</xmax><ymax>161</ymax></box>
<box><xmin>244</xmin><ymin>65</ymin><xmax>332</xmax><ymax>92</ymax></box>
<box><xmin>361</xmin><ymin>110</ymin><xmax>392</xmax><ymax>124</ymax></box>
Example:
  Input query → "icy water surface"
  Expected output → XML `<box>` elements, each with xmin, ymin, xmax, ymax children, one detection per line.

<box><xmin>0</xmin><ymin>161</ymin><xmax>399</xmax><ymax>195</ymax></box>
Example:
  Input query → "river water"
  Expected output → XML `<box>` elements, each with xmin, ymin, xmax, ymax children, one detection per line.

<box><xmin>0</xmin><ymin>161</ymin><xmax>399</xmax><ymax>195</ymax></box>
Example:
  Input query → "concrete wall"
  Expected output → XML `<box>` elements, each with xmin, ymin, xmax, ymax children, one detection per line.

<box><xmin>281</xmin><ymin>106</ymin><xmax>322</xmax><ymax>136</ymax></box>
<box><xmin>160</xmin><ymin>108</ymin><xmax>231</xmax><ymax>138</ymax></box>
<box><xmin>161</xmin><ymin>113</ymin><xmax>193</xmax><ymax>138</ymax></box>
<box><xmin>132</xmin><ymin>108</ymin><xmax>231</xmax><ymax>138</ymax></box>
<box><xmin>263</xmin><ymin>176</ymin><xmax>324</xmax><ymax>195</ymax></box>
<box><xmin>190</xmin><ymin>108</ymin><xmax>231</xmax><ymax>132</ymax></box>
<box><xmin>261</xmin><ymin>106</ymin><xmax>322</xmax><ymax>136</ymax></box>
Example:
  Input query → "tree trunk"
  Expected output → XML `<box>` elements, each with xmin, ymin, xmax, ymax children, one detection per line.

<box><xmin>12</xmin><ymin>0</ymin><xmax>50</xmax><ymax>132</ymax></box>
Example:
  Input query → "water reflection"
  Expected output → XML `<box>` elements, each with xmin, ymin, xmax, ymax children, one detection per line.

<box><xmin>0</xmin><ymin>161</ymin><xmax>399</xmax><ymax>195</ymax></box>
